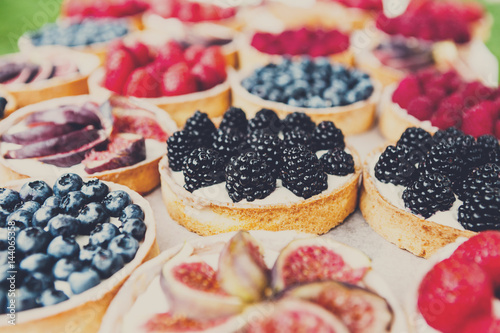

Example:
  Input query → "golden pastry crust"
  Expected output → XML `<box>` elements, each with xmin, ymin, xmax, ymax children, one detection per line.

<box><xmin>359</xmin><ymin>147</ymin><xmax>475</xmax><ymax>258</ymax></box>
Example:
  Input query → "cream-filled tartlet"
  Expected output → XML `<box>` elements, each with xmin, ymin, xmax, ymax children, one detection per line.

<box><xmin>360</xmin><ymin>126</ymin><xmax>500</xmax><ymax>258</ymax></box>
<box><xmin>161</xmin><ymin>108</ymin><xmax>361</xmax><ymax>236</ymax></box>
<box><xmin>0</xmin><ymin>95</ymin><xmax>177</xmax><ymax>194</ymax></box>
<box><xmin>99</xmin><ymin>230</ymin><xmax>409</xmax><ymax>332</ymax></box>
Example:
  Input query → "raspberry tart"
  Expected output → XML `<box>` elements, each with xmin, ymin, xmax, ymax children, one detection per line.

<box><xmin>411</xmin><ymin>231</ymin><xmax>500</xmax><ymax>333</ymax></box>
<box><xmin>0</xmin><ymin>174</ymin><xmax>157</xmax><ymax>333</ymax></box>
<box><xmin>231</xmin><ymin>57</ymin><xmax>380</xmax><ymax>135</ymax></box>
<box><xmin>88</xmin><ymin>39</ymin><xmax>230</xmax><ymax>127</ymax></box>
<box><xmin>0</xmin><ymin>95</ymin><xmax>177</xmax><ymax>194</ymax></box>
<box><xmin>0</xmin><ymin>89</ymin><xmax>16</xmax><ymax>119</ymax></box>
<box><xmin>100</xmin><ymin>230</ymin><xmax>408</xmax><ymax>332</ymax></box>
<box><xmin>0</xmin><ymin>47</ymin><xmax>99</xmax><ymax>109</ymax></box>
<box><xmin>238</xmin><ymin>27</ymin><xmax>353</xmax><ymax>69</ymax></box>
<box><xmin>160</xmin><ymin>108</ymin><xmax>361</xmax><ymax>236</ymax></box>
<box><xmin>379</xmin><ymin>68</ymin><xmax>500</xmax><ymax>142</ymax></box>
<box><xmin>360</xmin><ymin>126</ymin><xmax>500</xmax><ymax>258</ymax></box>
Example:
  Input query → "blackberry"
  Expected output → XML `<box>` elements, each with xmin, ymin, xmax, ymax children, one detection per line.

<box><xmin>320</xmin><ymin>148</ymin><xmax>355</xmax><ymax>176</ymax></box>
<box><xmin>374</xmin><ymin>145</ymin><xmax>420</xmax><ymax>186</ymax></box>
<box><xmin>167</xmin><ymin>131</ymin><xmax>198</xmax><ymax>171</ymax></box>
<box><xmin>403</xmin><ymin>173</ymin><xmax>455</xmax><ymax>219</ymax></box>
<box><xmin>311</xmin><ymin>121</ymin><xmax>345</xmax><ymax>151</ymax></box>
<box><xmin>283</xmin><ymin>129</ymin><xmax>312</xmax><ymax>149</ymax></box>
<box><xmin>184</xmin><ymin>111</ymin><xmax>216</xmax><ymax>145</ymax></box>
<box><xmin>396</xmin><ymin>127</ymin><xmax>433</xmax><ymax>152</ymax></box>
<box><xmin>281</xmin><ymin>145</ymin><xmax>328</xmax><ymax>199</ymax></box>
<box><xmin>432</xmin><ymin>127</ymin><xmax>464</xmax><ymax>145</ymax></box>
<box><xmin>451</xmin><ymin>135</ymin><xmax>482</xmax><ymax>170</ymax></box>
<box><xmin>423</xmin><ymin>142</ymin><xmax>465</xmax><ymax>183</ymax></box>
<box><xmin>247</xmin><ymin>109</ymin><xmax>283</xmax><ymax>134</ymax></box>
<box><xmin>458</xmin><ymin>187</ymin><xmax>500</xmax><ymax>231</ymax></box>
<box><xmin>247</xmin><ymin>131</ymin><xmax>283</xmax><ymax>178</ymax></box>
<box><xmin>182</xmin><ymin>148</ymin><xmax>225</xmax><ymax>192</ymax></box>
<box><xmin>219</xmin><ymin>107</ymin><xmax>248</xmax><ymax>135</ymax></box>
<box><xmin>489</xmin><ymin>148</ymin><xmax>500</xmax><ymax>165</ymax></box>
<box><xmin>211</xmin><ymin>129</ymin><xmax>248</xmax><ymax>163</ymax></box>
<box><xmin>455</xmin><ymin>163</ymin><xmax>500</xmax><ymax>201</ymax></box>
<box><xmin>282</xmin><ymin>112</ymin><xmax>315</xmax><ymax>133</ymax></box>
<box><xmin>225</xmin><ymin>152</ymin><xmax>276</xmax><ymax>202</ymax></box>
<box><xmin>477</xmin><ymin>134</ymin><xmax>499</xmax><ymax>162</ymax></box>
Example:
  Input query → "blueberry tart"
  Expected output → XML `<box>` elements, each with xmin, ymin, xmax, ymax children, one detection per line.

<box><xmin>160</xmin><ymin>109</ymin><xmax>361</xmax><ymax>236</ymax></box>
<box><xmin>0</xmin><ymin>175</ymin><xmax>157</xmax><ymax>333</ymax></box>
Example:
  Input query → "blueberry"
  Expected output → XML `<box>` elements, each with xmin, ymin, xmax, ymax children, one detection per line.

<box><xmin>119</xmin><ymin>204</ymin><xmax>145</xmax><ymax>222</ymax></box>
<box><xmin>23</xmin><ymin>271</ymin><xmax>54</xmax><ymax>293</ymax></box>
<box><xmin>91</xmin><ymin>249</ymin><xmax>124</xmax><ymax>279</ymax></box>
<box><xmin>79</xmin><ymin>243</ymin><xmax>101</xmax><ymax>263</ymax></box>
<box><xmin>48</xmin><ymin>215</ymin><xmax>80</xmax><ymax>237</ymax></box>
<box><xmin>19</xmin><ymin>180</ymin><xmax>53</xmax><ymax>204</ymax></box>
<box><xmin>32</xmin><ymin>206</ymin><xmax>59</xmax><ymax>229</ymax></box>
<box><xmin>89</xmin><ymin>223</ymin><xmax>119</xmax><ymax>248</ymax></box>
<box><xmin>53</xmin><ymin>173</ymin><xmax>83</xmax><ymax>197</ymax></box>
<box><xmin>53</xmin><ymin>258</ymin><xmax>83</xmax><ymax>280</ymax></box>
<box><xmin>77</xmin><ymin>202</ymin><xmax>110</xmax><ymax>235</ymax></box>
<box><xmin>68</xmin><ymin>269</ymin><xmax>100</xmax><ymax>294</ymax></box>
<box><xmin>16</xmin><ymin>227</ymin><xmax>52</xmax><ymax>254</ymax></box>
<box><xmin>122</xmin><ymin>218</ymin><xmax>146</xmax><ymax>241</ymax></box>
<box><xmin>0</xmin><ymin>251</ymin><xmax>7</xmax><ymax>265</ymax></box>
<box><xmin>102</xmin><ymin>190</ymin><xmax>131</xmax><ymax>217</ymax></box>
<box><xmin>0</xmin><ymin>287</ymin><xmax>6</xmax><ymax>314</ymax></box>
<box><xmin>60</xmin><ymin>191</ymin><xmax>86</xmax><ymax>215</ymax></box>
<box><xmin>47</xmin><ymin>236</ymin><xmax>79</xmax><ymax>259</ymax></box>
<box><xmin>39</xmin><ymin>288</ymin><xmax>69</xmax><ymax>307</ymax></box>
<box><xmin>0</xmin><ymin>188</ymin><xmax>21</xmax><ymax>211</ymax></box>
<box><xmin>108</xmin><ymin>234</ymin><xmax>139</xmax><ymax>263</ymax></box>
<box><xmin>19</xmin><ymin>253</ymin><xmax>54</xmax><ymax>273</ymax></box>
<box><xmin>81</xmin><ymin>179</ymin><xmax>108</xmax><ymax>202</ymax></box>
<box><xmin>43</xmin><ymin>195</ymin><xmax>61</xmax><ymax>208</ymax></box>
<box><xmin>15</xmin><ymin>287</ymin><xmax>39</xmax><ymax>311</ymax></box>
<box><xmin>7</xmin><ymin>209</ymin><xmax>32</xmax><ymax>229</ymax></box>
<box><xmin>16</xmin><ymin>200</ymin><xmax>41</xmax><ymax>214</ymax></box>
<box><xmin>0</xmin><ymin>264</ymin><xmax>10</xmax><ymax>288</ymax></box>
<box><xmin>0</xmin><ymin>206</ymin><xmax>10</xmax><ymax>227</ymax></box>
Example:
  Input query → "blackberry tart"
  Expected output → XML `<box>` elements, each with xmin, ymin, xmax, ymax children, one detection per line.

<box><xmin>0</xmin><ymin>175</ymin><xmax>157</xmax><ymax>333</ymax></box>
<box><xmin>231</xmin><ymin>57</ymin><xmax>380</xmax><ymax>135</ymax></box>
<box><xmin>360</xmin><ymin>127</ymin><xmax>500</xmax><ymax>258</ymax></box>
<box><xmin>0</xmin><ymin>95</ymin><xmax>177</xmax><ymax>194</ymax></box>
<box><xmin>160</xmin><ymin>109</ymin><xmax>361</xmax><ymax>236</ymax></box>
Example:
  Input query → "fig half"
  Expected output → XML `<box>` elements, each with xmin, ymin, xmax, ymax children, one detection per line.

<box><xmin>24</xmin><ymin>102</ymin><xmax>102</xmax><ymax>128</ymax></box>
<box><xmin>271</xmin><ymin>237</ymin><xmax>371</xmax><ymax>292</ymax></box>
<box><xmin>160</xmin><ymin>243</ymin><xmax>244</xmax><ymax>321</ymax></box>
<box><xmin>1</xmin><ymin>123</ymin><xmax>77</xmax><ymax>145</ymax></box>
<box><xmin>217</xmin><ymin>231</ymin><xmax>270</xmax><ymax>303</ymax></box>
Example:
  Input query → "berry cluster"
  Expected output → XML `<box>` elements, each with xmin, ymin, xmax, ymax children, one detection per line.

<box><xmin>392</xmin><ymin>69</ymin><xmax>500</xmax><ymax>139</ymax></box>
<box><xmin>376</xmin><ymin>0</ymin><xmax>484</xmax><ymax>44</ymax></box>
<box><xmin>251</xmin><ymin>28</ymin><xmax>350</xmax><ymax>58</ymax></box>
<box><xmin>332</xmin><ymin>0</ymin><xmax>382</xmax><ymax>11</ymax></box>
<box><xmin>241</xmin><ymin>58</ymin><xmax>374</xmax><ymax>109</ymax></box>
<box><xmin>0</xmin><ymin>173</ymin><xmax>146</xmax><ymax>312</ymax></box>
<box><xmin>150</xmin><ymin>0</ymin><xmax>236</xmax><ymax>22</ymax></box>
<box><xmin>62</xmin><ymin>0</ymin><xmax>147</xmax><ymax>18</ymax></box>
<box><xmin>375</xmin><ymin>126</ymin><xmax>500</xmax><ymax>230</ymax></box>
<box><xmin>104</xmin><ymin>40</ymin><xmax>227</xmax><ymax>98</ymax></box>
<box><xmin>167</xmin><ymin>108</ymin><xmax>355</xmax><ymax>202</ymax></box>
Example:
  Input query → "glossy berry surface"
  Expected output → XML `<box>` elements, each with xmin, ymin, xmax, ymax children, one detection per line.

<box><xmin>89</xmin><ymin>223</ymin><xmax>120</xmax><ymax>248</ymax></box>
<box><xmin>60</xmin><ymin>191</ymin><xmax>87</xmax><ymax>216</ymax></box>
<box><xmin>91</xmin><ymin>249</ymin><xmax>125</xmax><ymax>279</ymax></box>
<box><xmin>102</xmin><ymin>190</ymin><xmax>131</xmax><ymax>217</ymax></box>
<box><xmin>53</xmin><ymin>258</ymin><xmax>83</xmax><ymax>281</ymax></box>
<box><xmin>48</xmin><ymin>215</ymin><xmax>80</xmax><ymax>237</ymax></box>
<box><xmin>122</xmin><ymin>218</ymin><xmax>147</xmax><ymax>241</ymax></box>
<box><xmin>39</xmin><ymin>289</ymin><xmax>69</xmax><ymax>307</ymax></box>
<box><xmin>19</xmin><ymin>180</ymin><xmax>53</xmax><ymax>204</ymax></box>
<box><xmin>16</xmin><ymin>227</ymin><xmax>52</xmax><ymax>255</ymax></box>
<box><xmin>108</xmin><ymin>234</ymin><xmax>139</xmax><ymax>263</ymax></box>
<box><xmin>80</xmin><ymin>179</ymin><xmax>109</xmax><ymax>202</ymax></box>
<box><xmin>375</xmin><ymin>145</ymin><xmax>420</xmax><ymax>186</ymax></box>
<box><xmin>119</xmin><ymin>204</ymin><xmax>145</xmax><ymax>222</ymax></box>
<box><xmin>0</xmin><ymin>188</ymin><xmax>21</xmax><ymax>211</ymax></box>
<box><xmin>167</xmin><ymin>130</ymin><xmax>199</xmax><ymax>172</ymax></box>
<box><xmin>182</xmin><ymin>148</ymin><xmax>225</xmax><ymax>192</ymax></box>
<box><xmin>47</xmin><ymin>236</ymin><xmax>80</xmax><ymax>259</ymax></box>
<box><xmin>53</xmin><ymin>173</ymin><xmax>83</xmax><ymax>197</ymax></box>
<box><xmin>320</xmin><ymin>148</ymin><xmax>355</xmax><ymax>176</ymax></box>
<box><xmin>68</xmin><ymin>269</ymin><xmax>100</xmax><ymax>295</ymax></box>
<box><xmin>77</xmin><ymin>202</ymin><xmax>110</xmax><ymax>234</ymax></box>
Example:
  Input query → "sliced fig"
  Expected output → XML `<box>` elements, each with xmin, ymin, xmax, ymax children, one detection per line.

<box><xmin>283</xmin><ymin>281</ymin><xmax>394</xmax><ymax>333</ymax></box>
<box><xmin>240</xmin><ymin>299</ymin><xmax>349</xmax><ymax>333</ymax></box>
<box><xmin>1</xmin><ymin>123</ymin><xmax>77</xmax><ymax>145</ymax></box>
<box><xmin>4</xmin><ymin>126</ymin><xmax>103</xmax><ymax>159</ymax></box>
<box><xmin>112</xmin><ymin>107</ymin><xmax>168</xmax><ymax>141</ymax></box>
<box><xmin>53</xmin><ymin>59</ymin><xmax>79</xmax><ymax>77</ymax></box>
<box><xmin>24</xmin><ymin>103</ymin><xmax>102</xmax><ymax>128</ymax></box>
<box><xmin>271</xmin><ymin>237</ymin><xmax>371</xmax><ymax>292</ymax></box>
<box><xmin>82</xmin><ymin>133</ymin><xmax>146</xmax><ymax>174</ymax></box>
<box><xmin>217</xmin><ymin>231</ymin><xmax>270</xmax><ymax>302</ymax></box>
<box><xmin>160</xmin><ymin>243</ymin><xmax>244</xmax><ymax>320</ymax></box>
<box><xmin>4</xmin><ymin>64</ymin><xmax>39</xmax><ymax>84</ymax></box>
<box><xmin>142</xmin><ymin>312</ymin><xmax>233</xmax><ymax>333</ymax></box>
<box><xmin>30</xmin><ymin>63</ymin><xmax>56</xmax><ymax>83</ymax></box>
<box><xmin>0</xmin><ymin>62</ymin><xmax>23</xmax><ymax>83</ymax></box>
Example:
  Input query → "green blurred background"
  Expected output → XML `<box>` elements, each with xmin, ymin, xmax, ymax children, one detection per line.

<box><xmin>0</xmin><ymin>0</ymin><xmax>499</xmax><ymax>69</ymax></box>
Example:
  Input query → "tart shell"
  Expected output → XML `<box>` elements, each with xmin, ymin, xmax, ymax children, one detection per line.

<box><xmin>0</xmin><ymin>178</ymin><xmax>159</xmax><ymax>333</ymax></box>
<box><xmin>159</xmin><ymin>149</ymin><xmax>361</xmax><ymax>236</ymax></box>
<box><xmin>359</xmin><ymin>147</ymin><xmax>475</xmax><ymax>258</ymax></box>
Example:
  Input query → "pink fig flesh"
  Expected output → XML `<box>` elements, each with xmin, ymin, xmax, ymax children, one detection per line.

<box><xmin>1</xmin><ymin>123</ymin><xmax>77</xmax><ymax>145</ymax></box>
<box><xmin>142</xmin><ymin>312</ymin><xmax>230</xmax><ymax>332</ymax></box>
<box><xmin>24</xmin><ymin>102</ymin><xmax>102</xmax><ymax>128</ymax></box>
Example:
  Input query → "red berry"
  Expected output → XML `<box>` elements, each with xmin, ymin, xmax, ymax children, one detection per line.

<box><xmin>161</xmin><ymin>62</ymin><xmax>198</xmax><ymax>96</ymax></box>
<box><xmin>426</xmin><ymin>86</ymin><xmax>447</xmax><ymax>105</ymax></box>
<box><xmin>198</xmin><ymin>46</ymin><xmax>226</xmax><ymax>76</ymax></box>
<box><xmin>459</xmin><ymin>316</ymin><xmax>500</xmax><ymax>333</ymax></box>
<box><xmin>127</xmin><ymin>41</ymin><xmax>151</xmax><ymax>67</ymax></box>
<box><xmin>184</xmin><ymin>45</ymin><xmax>204</xmax><ymax>66</ymax></box>
<box><xmin>392</xmin><ymin>75</ymin><xmax>423</xmax><ymax>109</ymax></box>
<box><xmin>462</xmin><ymin>101</ymin><xmax>495</xmax><ymax>137</ymax></box>
<box><xmin>251</xmin><ymin>33</ymin><xmax>272</xmax><ymax>52</ymax></box>
<box><xmin>123</xmin><ymin>68</ymin><xmax>161</xmax><ymax>98</ymax></box>
<box><xmin>104</xmin><ymin>49</ymin><xmax>136</xmax><ymax>94</ymax></box>
<box><xmin>406</xmin><ymin>96</ymin><xmax>434</xmax><ymax>121</ymax></box>
<box><xmin>191</xmin><ymin>63</ymin><xmax>223</xmax><ymax>91</ymax></box>
<box><xmin>418</xmin><ymin>258</ymin><xmax>493</xmax><ymax>333</ymax></box>
<box><xmin>156</xmin><ymin>41</ymin><xmax>185</xmax><ymax>72</ymax></box>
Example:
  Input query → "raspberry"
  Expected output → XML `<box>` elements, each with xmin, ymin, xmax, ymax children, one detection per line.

<box><xmin>104</xmin><ymin>48</ymin><xmax>136</xmax><ymax>94</ymax></box>
<box><xmin>462</xmin><ymin>101</ymin><xmax>495</xmax><ymax>137</ymax></box>
<box><xmin>406</xmin><ymin>96</ymin><xmax>433</xmax><ymax>121</ymax></box>
<box><xmin>123</xmin><ymin>68</ymin><xmax>160</xmax><ymax>98</ymax></box>
<box><xmin>126</xmin><ymin>41</ymin><xmax>151</xmax><ymax>67</ymax></box>
<box><xmin>161</xmin><ymin>62</ymin><xmax>198</xmax><ymax>96</ymax></box>
<box><xmin>156</xmin><ymin>41</ymin><xmax>185</xmax><ymax>71</ymax></box>
<box><xmin>458</xmin><ymin>316</ymin><xmax>500</xmax><ymax>333</ymax></box>
<box><xmin>417</xmin><ymin>258</ymin><xmax>493</xmax><ymax>333</ymax></box>
<box><xmin>184</xmin><ymin>45</ymin><xmax>204</xmax><ymax>65</ymax></box>
<box><xmin>182</xmin><ymin>148</ymin><xmax>225</xmax><ymax>192</ymax></box>
<box><xmin>392</xmin><ymin>75</ymin><xmax>422</xmax><ymax>109</ymax></box>
<box><xmin>191</xmin><ymin>63</ymin><xmax>223</xmax><ymax>90</ymax></box>
<box><xmin>198</xmin><ymin>46</ymin><xmax>226</xmax><ymax>77</ymax></box>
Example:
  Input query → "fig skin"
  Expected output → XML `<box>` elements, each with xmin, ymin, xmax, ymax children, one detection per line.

<box><xmin>24</xmin><ymin>102</ymin><xmax>102</xmax><ymax>128</ymax></box>
<box><xmin>1</xmin><ymin>123</ymin><xmax>77</xmax><ymax>145</ymax></box>
<box><xmin>217</xmin><ymin>231</ymin><xmax>270</xmax><ymax>302</ymax></box>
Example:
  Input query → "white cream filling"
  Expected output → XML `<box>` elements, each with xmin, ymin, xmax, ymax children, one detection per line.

<box><xmin>369</xmin><ymin>152</ymin><xmax>464</xmax><ymax>230</ymax></box>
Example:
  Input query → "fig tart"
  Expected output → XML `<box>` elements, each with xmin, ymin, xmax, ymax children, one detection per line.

<box><xmin>0</xmin><ymin>174</ymin><xmax>157</xmax><ymax>333</ymax></box>
<box><xmin>0</xmin><ymin>89</ymin><xmax>16</xmax><ymax>119</ymax></box>
<box><xmin>0</xmin><ymin>47</ymin><xmax>100</xmax><ymax>109</ymax></box>
<box><xmin>100</xmin><ymin>230</ymin><xmax>408</xmax><ymax>333</ymax></box>
<box><xmin>360</xmin><ymin>126</ymin><xmax>500</xmax><ymax>258</ymax></box>
<box><xmin>160</xmin><ymin>108</ymin><xmax>361</xmax><ymax>236</ymax></box>
<box><xmin>0</xmin><ymin>95</ymin><xmax>177</xmax><ymax>194</ymax></box>
<box><xmin>231</xmin><ymin>57</ymin><xmax>381</xmax><ymax>135</ymax></box>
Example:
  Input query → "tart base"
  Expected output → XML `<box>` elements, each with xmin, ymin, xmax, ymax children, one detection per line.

<box><xmin>359</xmin><ymin>151</ymin><xmax>475</xmax><ymax>258</ymax></box>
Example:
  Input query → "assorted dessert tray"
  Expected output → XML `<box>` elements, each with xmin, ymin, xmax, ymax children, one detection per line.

<box><xmin>1</xmin><ymin>0</ymin><xmax>499</xmax><ymax>332</ymax></box>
